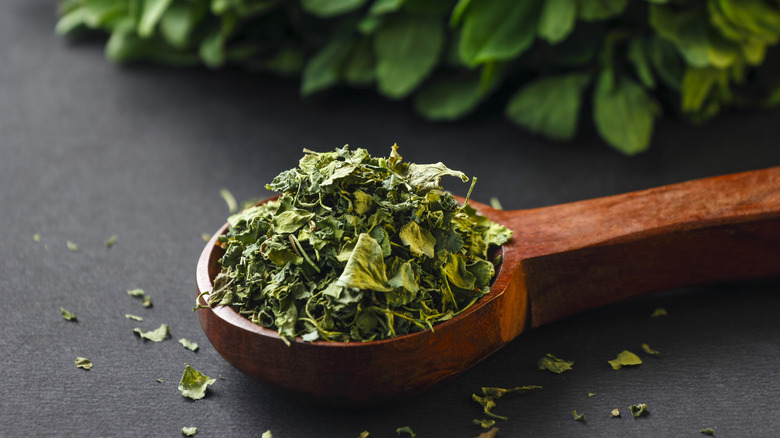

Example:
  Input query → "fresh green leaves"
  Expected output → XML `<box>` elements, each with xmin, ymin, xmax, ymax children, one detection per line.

<box><xmin>506</xmin><ymin>73</ymin><xmax>591</xmax><ymax>141</ymax></box>
<box><xmin>178</xmin><ymin>363</ymin><xmax>215</xmax><ymax>400</ymax></box>
<box><xmin>134</xmin><ymin>324</ymin><xmax>171</xmax><ymax>342</ymax></box>
<box><xmin>208</xmin><ymin>145</ymin><xmax>511</xmax><ymax>343</ymax></box>
<box><xmin>75</xmin><ymin>357</ymin><xmax>93</xmax><ymax>370</ymax></box>
<box><xmin>537</xmin><ymin>353</ymin><xmax>574</xmax><ymax>373</ymax></box>
<box><xmin>593</xmin><ymin>72</ymin><xmax>659</xmax><ymax>155</ymax></box>
<box><xmin>608</xmin><ymin>350</ymin><xmax>643</xmax><ymax>370</ymax></box>
<box><xmin>458</xmin><ymin>0</ymin><xmax>542</xmax><ymax>66</ymax></box>
<box><xmin>61</xmin><ymin>307</ymin><xmax>78</xmax><ymax>322</ymax></box>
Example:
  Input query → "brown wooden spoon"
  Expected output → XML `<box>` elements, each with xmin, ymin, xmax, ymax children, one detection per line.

<box><xmin>196</xmin><ymin>166</ymin><xmax>780</xmax><ymax>407</ymax></box>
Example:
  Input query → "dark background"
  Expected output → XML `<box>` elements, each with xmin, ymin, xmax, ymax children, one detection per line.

<box><xmin>3</xmin><ymin>1</ymin><xmax>780</xmax><ymax>437</ymax></box>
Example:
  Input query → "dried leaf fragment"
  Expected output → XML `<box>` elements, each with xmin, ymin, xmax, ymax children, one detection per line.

<box><xmin>61</xmin><ymin>307</ymin><xmax>78</xmax><ymax>321</ymax></box>
<box><xmin>125</xmin><ymin>314</ymin><xmax>143</xmax><ymax>321</ymax></box>
<box><xmin>573</xmin><ymin>410</ymin><xmax>587</xmax><ymax>423</ymax></box>
<box><xmin>220</xmin><ymin>188</ymin><xmax>238</xmax><ymax>213</ymax></box>
<box><xmin>396</xmin><ymin>426</ymin><xmax>416</xmax><ymax>437</ymax></box>
<box><xmin>133</xmin><ymin>324</ymin><xmax>170</xmax><ymax>342</ymax></box>
<box><xmin>67</xmin><ymin>241</ymin><xmax>79</xmax><ymax>251</ymax></box>
<box><xmin>611</xmin><ymin>408</ymin><xmax>621</xmax><ymax>418</ymax></box>
<box><xmin>179</xmin><ymin>338</ymin><xmax>199</xmax><ymax>352</ymax></box>
<box><xmin>475</xmin><ymin>428</ymin><xmax>499</xmax><ymax>438</ymax></box>
<box><xmin>700</xmin><ymin>428</ymin><xmax>715</xmax><ymax>435</ymax></box>
<box><xmin>537</xmin><ymin>353</ymin><xmax>573</xmax><ymax>373</ymax></box>
<box><xmin>473</xmin><ymin>419</ymin><xmax>496</xmax><ymax>429</ymax></box>
<box><xmin>651</xmin><ymin>308</ymin><xmax>667</xmax><ymax>317</ymax></box>
<box><xmin>178</xmin><ymin>363</ymin><xmax>216</xmax><ymax>400</ymax></box>
<box><xmin>127</xmin><ymin>288</ymin><xmax>145</xmax><ymax>297</ymax></box>
<box><xmin>181</xmin><ymin>426</ymin><xmax>198</xmax><ymax>436</ymax></box>
<box><xmin>641</xmin><ymin>343</ymin><xmax>660</xmax><ymax>356</ymax></box>
<box><xmin>629</xmin><ymin>403</ymin><xmax>649</xmax><ymax>418</ymax></box>
<box><xmin>75</xmin><ymin>357</ymin><xmax>92</xmax><ymax>370</ymax></box>
<box><xmin>609</xmin><ymin>350</ymin><xmax>643</xmax><ymax>370</ymax></box>
<box><xmin>105</xmin><ymin>235</ymin><xmax>118</xmax><ymax>248</ymax></box>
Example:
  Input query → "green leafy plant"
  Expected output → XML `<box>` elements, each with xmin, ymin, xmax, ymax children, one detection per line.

<box><xmin>57</xmin><ymin>0</ymin><xmax>780</xmax><ymax>154</ymax></box>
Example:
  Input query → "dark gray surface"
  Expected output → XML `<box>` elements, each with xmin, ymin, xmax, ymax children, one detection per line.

<box><xmin>3</xmin><ymin>1</ymin><xmax>780</xmax><ymax>437</ymax></box>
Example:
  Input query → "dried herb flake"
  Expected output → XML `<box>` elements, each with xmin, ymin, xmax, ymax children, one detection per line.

<box><xmin>573</xmin><ymin>410</ymin><xmax>587</xmax><ymax>423</ymax></box>
<box><xmin>61</xmin><ymin>307</ymin><xmax>78</xmax><ymax>322</ymax></box>
<box><xmin>127</xmin><ymin>288</ymin><xmax>145</xmax><ymax>297</ymax></box>
<box><xmin>629</xmin><ymin>403</ymin><xmax>649</xmax><ymax>418</ymax></box>
<box><xmin>179</xmin><ymin>338</ymin><xmax>199</xmax><ymax>352</ymax></box>
<box><xmin>473</xmin><ymin>419</ymin><xmax>496</xmax><ymax>429</ymax></box>
<box><xmin>220</xmin><ymin>188</ymin><xmax>238</xmax><ymax>213</ymax></box>
<box><xmin>178</xmin><ymin>363</ymin><xmax>216</xmax><ymax>400</ymax></box>
<box><xmin>67</xmin><ymin>241</ymin><xmax>79</xmax><ymax>251</ymax></box>
<box><xmin>651</xmin><ymin>308</ymin><xmax>667</xmax><ymax>317</ymax></box>
<box><xmin>181</xmin><ymin>426</ymin><xmax>198</xmax><ymax>436</ymax></box>
<box><xmin>537</xmin><ymin>353</ymin><xmax>573</xmax><ymax>373</ymax></box>
<box><xmin>75</xmin><ymin>357</ymin><xmax>93</xmax><ymax>370</ymax></box>
<box><xmin>105</xmin><ymin>235</ymin><xmax>118</xmax><ymax>248</ymax></box>
<box><xmin>641</xmin><ymin>343</ymin><xmax>660</xmax><ymax>356</ymax></box>
<box><xmin>475</xmin><ymin>428</ymin><xmax>499</xmax><ymax>438</ymax></box>
<box><xmin>609</xmin><ymin>350</ymin><xmax>643</xmax><ymax>370</ymax></box>
<box><xmin>125</xmin><ymin>314</ymin><xmax>143</xmax><ymax>321</ymax></box>
<box><xmin>700</xmin><ymin>428</ymin><xmax>715</xmax><ymax>435</ymax></box>
<box><xmin>133</xmin><ymin>324</ymin><xmax>170</xmax><ymax>342</ymax></box>
<box><xmin>396</xmin><ymin>426</ymin><xmax>416</xmax><ymax>437</ymax></box>
<box><xmin>611</xmin><ymin>408</ymin><xmax>621</xmax><ymax>418</ymax></box>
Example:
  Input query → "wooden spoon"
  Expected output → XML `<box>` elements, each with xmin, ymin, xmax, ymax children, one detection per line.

<box><xmin>196</xmin><ymin>166</ymin><xmax>780</xmax><ymax>407</ymax></box>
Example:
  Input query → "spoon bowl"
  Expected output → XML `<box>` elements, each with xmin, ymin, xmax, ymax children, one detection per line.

<box><xmin>197</xmin><ymin>167</ymin><xmax>780</xmax><ymax>406</ymax></box>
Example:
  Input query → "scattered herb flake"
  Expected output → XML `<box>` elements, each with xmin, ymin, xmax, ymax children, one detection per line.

<box><xmin>700</xmin><ymin>428</ymin><xmax>715</xmax><ymax>435</ymax></box>
<box><xmin>475</xmin><ymin>428</ymin><xmax>499</xmax><ymax>438</ymax></box>
<box><xmin>629</xmin><ymin>403</ymin><xmax>649</xmax><ymax>418</ymax></box>
<box><xmin>178</xmin><ymin>363</ymin><xmax>216</xmax><ymax>400</ymax></box>
<box><xmin>396</xmin><ymin>426</ymin><xmax>416</xmax><ymax>437</ymax></box>
<box><xmin>33</xmin><ymin>233</ymin><xmax>41</xmax><ymax>242</ymax></box>
<box><xmin>61</xmin><ymin>307</ymin><xmax>78</xmax><ymax>321</ymax></box>
<box><xmin>67</xmin><ymin>241</ymin><xmax>79</xmax><ymax>251</ymax></box>
<box><xmin>133</xmin><ymin>324</ymin><xmax>170</xmax><ymax>342</ymax></box>
<box><xmin>75</xmin><ymin>357</ymin><xmax>92</xmax><ymax>370</ymax></box>
<box><xmin>220</xmin><ymin>188</ymin><xmax>238</xmax><ymax>213</ymax></box>
<box><xmin>473</xmin><ymin>419</ymin><xmax>496</xmax><ymax>429</ymax></box>
<box><xmin>611</xmin><ymin>409</ymin><xmax>621</xmax><ymax>418</ymax></box>
<box><xmin>105</xmin><ymin>235</ymin><xmax>118</xmax><ymax>248</ymax></box>
<box><xmin>261</xmin><ymin>431</ymin><xmax>272</xmax><ymax>438</ymax></box>
<box><xmin>201</xmin><ymin>233</ymin><xmax>212</xmax><ymax>242</ymax></box>
<box><xmin>472</xmin><ymin>386</ymin><xmax>541</xmax><ymax>421</ymax></box>
<box><xmin>489</xmin><ymin>197</ymin><xmax>503</xmax><ymax>210</ymax></box>
<box><xmin>204</xmin><ymin>146</ymin><xmax>512</xmax><ymax>343</ymax></box>
<box><xmin>609</xmin><ymin>350</ymin><xmax>643</xmax><ymax>370</ymax></box>
<box><xmin>127</xmin><ymin>288</ymin><xmax>145</xmax><ymax>297</ymax></box>
<box><xmin>125</xmin><ymin>314</ymin><xmax>143</xmax><ymax>321</ymax></box>
<box><xmin>588</xmin><ymin>393</ymin><xmax>596</xmax><ymax>397</ymax></box>
<box><xmin>537</xmin><ymin>353</ymin><xmax>574</xmax><ymax>373</ymax></box>
<box><xmin>651</xmin><ymin>308</ymin><xmax>667</xmax><ymax>317</ymax></box>
<box><xmin>181</xmin><ymin>426</ymin><xmax>198</xmax><ymax>436</ymax></box>
<box><xmin>142</xmin><ymin>295</ymin><xmax>153</xmax><ymax>308</ymax></box>
<box><xmin>358</xmin><ymin>432</ymin><xmax>370</xmax><ymax>438</ymax></box>
<box><xmin>157</xmin><ymin>378</ymin><xmax>164</xmax><ymax>383</ymax></box>
<box><xmin>218</xmin><ymin>374</ymin><xmax>226</xmax><ymax>380</ymax></box>
<box><xmin>641</xmin><ymin>343</ymin><xmax>660</xmax><ymax>356</ymax></box>
<box><xmin>179</xmin><ymin>338</ymin><xmax>199</xmax><ymax>352</ymax></box>
<box><xmin>573</xmin><ymin>410</ymin><xmax>587</xmax><ymax>423</ymax></box>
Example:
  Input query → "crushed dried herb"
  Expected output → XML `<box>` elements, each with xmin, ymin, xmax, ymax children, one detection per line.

<box><xmin>472</xmin><ymin>386</ymin><xmax>542</xmax><ymax>421</ymax></box>
<box><xmin>204</xmin><ymin>145</ymin><xmax>512</xmax><ymax>343</ymax></box>
<box><xmin>181</xmin><ymin>426</ymin><xmax>198</xmax><ymax>436</ymax></box>
<box><xmin>125</xmin><ymin>314</ymin><xmax>143</xmax><ymax>321</ymax></box>
<box><xmin>179</xmin><ymin>338</ymin><xmax>199</xmax><ymax>352</ymax></box>
<box><xmin>573</xmin><ymin>410</ymin><xmax>587</xmax><ymax>423</ymax></box>
<box><xmin>629</xmin><ymin>403</ymin><xmax>649</xmax><ymax>418</ymax></box>
<box><xmin>178</xmin><ymin>363</ymin><xmax>215</xmax><ymax>400</ymax></box>
<box><xmin>67</xmin><ymin>241</ymin><xmax>79</xmax><ymax>251</ymax></box>
<box><xmin>395</xmin><ymin>426</ymin><xmax>416</xmax><ymax>437</ymax></box>
<box><xmin>700</xmin><ymin>428</ymin><xmax>715</xmax><ymax>435</ymax></box>
<box><xmin>61</xmin><ymin>307</ymin><xmax>78</xmax><ymax>322</ymax></box>
<box><xmin>75</xmin><ymin>357</ymin><xmax>92</xmax><ymax>370</ymax></box>
<box><xmin>105</xmin><ymin>235</ymin><xmax>118</xmax><ymax>248</ymax></box>
<box><xmin>475</xmin><ymin>428</ymin><xmax>499</xmax><ymax>438</ymax></box>
<box><xmin>611</xmin><ymin>408</ymin><xmax>621</xmax><ymax>418</ymax></box>
<box><xmin>609</xmin><ymin>350</ymin><xmax>643</xmax><ymax>370</ymax></box>
<box><xmin>133</xmin><ymin>324</ymin><xmax>170</xmax><ymax>342</ymax></box>
<box><xmin>473</xmin><ymin>419</ymin><xmax>496</xmax><ymax>429</ymax></box>
<box><xmin>651</xmin><ymin>308</ymin><xmax>667</xmax><ymax>317</ymax></box>
<box><xmin>641</xmin><ymin>343</ymin><xmax>660</xmax><ymax>356</ymax></box>
<box><xmin>220</xmin><ymin>188</ymin><xmax>238</xmax><ymax>213</ymax></box>
<box><xmin>537</xmin><ymin>353</ymin><xmax>573</xmax><ymax>373</ymax></box>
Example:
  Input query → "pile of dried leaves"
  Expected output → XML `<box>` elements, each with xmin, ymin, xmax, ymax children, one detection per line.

<box><xmin>205</xmin><ymin>145</ymin><xmax>511</xmax><ymax>343</ymax></box>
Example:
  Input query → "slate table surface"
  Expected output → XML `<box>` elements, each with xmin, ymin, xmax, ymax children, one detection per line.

<box><xmin>3</xmin><ymin>1</ymin><xmax>780</xmax><ymax>437</ymax></box>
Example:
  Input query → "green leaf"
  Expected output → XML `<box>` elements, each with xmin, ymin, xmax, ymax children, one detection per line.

<box><xmin>55</xmin><ymin>8</ymin><xmax>86</xmax><ymax>35</ymax></box>
<box><xmin>388</xmin><ymin>261</ymin><xmax>420</xmax><ymax>294</ymax></box>
<box><xmin>593</xmin><ymin>72</ymin><xmax>659</xmax><ymax>155</ymax></box>
<box><xmin>336</xmin><ymin>233</ymin><xmax>392</xmax><ymax>291</ymax></box>
<box><xmin>178</xmin><ymin>363</ymin><xmax>216</xmax><ymax>400</ymax></box>
<box><xmin>537</xmin><ymin>353</ymin><xmax>574</xmax><ymax>373</ymax></box>
<box><xmin>442</xmin><ymin>253</ymin><xmax>476</xmax><ymax>290</ymax></box>
<box><xmin>577</xmin><ymin>0</ymin><xmax>627</xmax><ymax>21</ymax></box>
<box><xmin>537</xmin><ymin>0</ymin><xmax>577</xmax><ymax>44</ymax></box>
<box><xmin>414</xmin><ymin>75</ymin><xmax>485</xmax><ymax>121</ymax></box>
<box><xmin>61</xmin><ymin>307</ymin><xmax>78</xmax><ymax>322</ymax></box>
<box><xmin>370</xmin><ymin>0</ymin><xmax>404</xmax><ymax>15</ymax></box>
<box><xmin>399</xmin><ymin>221</ymin><xmax>437</xmax><ymax>258</ymax></box>
<box><xmin>608</xmin><ymin>350</ymin><xmax>643</xmax><ymax>370</ymax></box>
<box><xmin>458</xmin><ymin>0</ymin><xmax>542</xmax><ymax>66</ymax></box>
<box><xmin>160</xmin><ymin>2</ymin><xmax>206</xmax><ymax>49</ymax></box>
<box><xmin>133</xmin><ymin>324</ymin><xmax>171</xmax><ymax>342</ymax></box>
<box><xmin>301</xmin><ymin>0</ymin><xmax>367</xmax><ymax>18</ymax></box>
<box><xmin>647</xmin><ymin>35</ymin><xmax>684</xmax><ymax>90</ymax></box>
<box><xmin>179</xmin><ymin>338</ymin><xmax>200</xmax><ymax>352</ymax></box>
<box><xmin>628</xmin><ymin>38</ymin><xmax>656</xmax><ymax>89</ymax></box>
<box><xmin>343</xmin><ymin>38</ymin><xmax>376</xmax><ymax>85</ymax></box>
<box><xmin>404</xmin><ymin>162</ymin><xmax>468</xmax><ymax>192</ymax></box>
<box><xmin>301</xmin><ymin>38</ymin><xmax>354</xmax><ymax>96</ymax></box>
<box><xmin>272</xmin><ymin>209</ymin><xmax>315</xmax><ymax>234</ymax></box>
<box><xmin>374</xmin><ymin>14</ymin><xmax>445</xmax><ymax>99</ymax></box>
<box><xmin>181</xmin><ymin>426</ymin><xmax>198</xmax><ymax>436</ymax></box>
<box><xmin>138</xmin><ymin>0</ymin><xmax>173</xmax><ymax>38</ymax></box>
<box><xmin>506</xmin><ymin>72</ymin><xmax>591</xmax><ymax>141</ymax></box>
<box><xmin>75</xmin><ymin>357</ymin><xmax>93</xmax><ymax>370</ymax></box>
<box><xmin>199</xmin><ymin>30</ymin><xmax>225</xmax><ymax>68</ymax></box>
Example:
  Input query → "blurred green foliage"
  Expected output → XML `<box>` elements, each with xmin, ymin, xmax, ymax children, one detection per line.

<box><xmin>57</xmin><ymin>0</ymin><xmax>780</xmax><ymax>154</ymax></box>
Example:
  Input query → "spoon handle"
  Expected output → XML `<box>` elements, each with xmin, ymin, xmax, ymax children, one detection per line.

<box><xmin>492</xmin><ymin>166</ymin><xmax>780</xmax><ymax>328</ymax></box>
